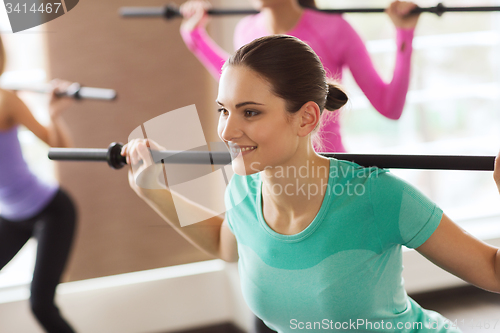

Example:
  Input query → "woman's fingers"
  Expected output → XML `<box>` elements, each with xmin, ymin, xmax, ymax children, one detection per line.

<box><xmin>48</xmin><ymin>79</ymin><xmax>75</xmax><ymax>118</ymax></box>
<box><xmin>122</xmin><ymin>138</ymin><xmax>165</xmax><ymax>168</ymax></box>
<box><xmin>50</xmin><ymin>78</ymin><xmax>68</xmax><ymax>91</ymax></box>
<box><xmin>146</xmin><ymin>138</ymin><xmax>166</xmax><ymax>151</ymax></box>
<box><xmin>120</xmin><ymin>143</ymin><xmax>127</xmax><ymax>161</ymax></box>
<box><xmin>123</xmin><ymin>138</ymin><xmax>168</xmax><ymax>190</ymax></box>
<box><xmin>130</xmin><ymin>140</ymin><xmax>145</xmax><ymax>166</ymax></box>
<box><xmin>123</xmin><ymin>139</ymin><xmax>140</xmax><ymax>166</ymax></box>
<box><xmin>137</xmin><ymin>140</ymin><xmax>154</xmax><ymax>166</ymax></box>
<box><xmin>395</xmin><ymin>1</ymin><xmax>416</xmax><ymax>15</ymax></box>
<box><xmin>386</xmin><ymin>0</ymin><xmax>420</xmax><ymax>30</ymax></box>
<box><xmin>180</xmin><ymin>0</ymin><xmax>211</xmax><ymax>32</ymax></box>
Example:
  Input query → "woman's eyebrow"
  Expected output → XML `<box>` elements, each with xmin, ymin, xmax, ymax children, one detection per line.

<box><xmin>216</xmin><ymin>100</ymin><xmax>264</xmax><ymax>108</ymax></box>
<box><xmin>236</xmin><ymin>101</ymin><xmax>264</xmax><ymax>108</ymax></box>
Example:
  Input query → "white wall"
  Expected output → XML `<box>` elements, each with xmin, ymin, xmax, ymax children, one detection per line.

<box><xmin>0</xmin><ymin>260</ymin><xmax>253</xmax><ymax>333</ymax></box>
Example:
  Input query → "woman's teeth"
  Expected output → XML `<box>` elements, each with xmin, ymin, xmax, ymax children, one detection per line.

<box><xmin>231</xmin><ymin>146</ymin><xmax>256</xmax><ymax>154</ymax></box>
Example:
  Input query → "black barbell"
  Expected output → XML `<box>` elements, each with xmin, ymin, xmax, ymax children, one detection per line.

<box><xmin>119</xmin><ymin>3</ymin><xmax>500</xmax><ymax>19</ymax></box>
<box><xmin>48</xmin><ymin>142</ymin><xmax>496</xmax><ymax>171</ymax></box>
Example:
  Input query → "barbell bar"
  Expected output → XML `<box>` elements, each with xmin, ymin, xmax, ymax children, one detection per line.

<box><xmin>48</xmin><ymin>142</ymin><xmax>496</xmax><ymax>171</ymax></box>
<box><xmin>119</xmin><ymin>3</ymin><xmax>500</xmax><ymax>19</ymax></box>
<box><xmin>0</xmin><ymin>82</ymin><xmax>117</xmax><ymax>101</ymax></box>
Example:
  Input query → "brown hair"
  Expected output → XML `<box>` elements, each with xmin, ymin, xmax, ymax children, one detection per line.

<box><xmin>224</xmin><ymin>35</ymin><xmax>348</xmax><ymax>117</ymax></box>
<box><xmin>0</xmin><ymin>36</ymin><xmax>5</xmax><ymax>76</ymax></box>
<box><xmin>298</xmin><ymin>0</ymin><xmax>316</xmax><ymax>8</ymax></box>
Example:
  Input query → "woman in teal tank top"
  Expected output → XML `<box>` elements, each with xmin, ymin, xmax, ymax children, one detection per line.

<box><xmin>122</xmin><ymin>35</ymin><xmax>500</xmax><ymax>333</ymax></box>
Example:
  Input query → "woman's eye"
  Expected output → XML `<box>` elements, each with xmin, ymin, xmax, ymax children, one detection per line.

<box><xmin>244</xmin><ymin>110</ymin><xmax>259</xmax><ymax>117</ymax></box>
<box><xmin>217</xmin><ymin>108</ymin><xmax>259</xmax><ymax>118</ymax></box>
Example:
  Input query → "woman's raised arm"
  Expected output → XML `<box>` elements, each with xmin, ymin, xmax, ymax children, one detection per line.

<box><xmin>344</xmin><ymin>1</ymin><xmax>420</xmax><ymax>120</ymax></box>
<box><xmin>121</xmin><ymin>138</ymin><xmax>238</xmax><ymax>261</ymax></box>
<box><xmin>8</xmin><ymin>79</ymin><xmax>74</xmax><ymax>148</ymax></box>
<box><xmin>417</xmin><ymin>214</ymin><xmax>500</xmax><ymax>293</ymax></box>
<box><xmin>179</xmin><ymin>0</ymin><xmax>229</xmax><ymax>80</ymax></box>
<box><xmin>417</xmin><ymin>152</ymin><xmax>500</xmax><ymax>292</ymax></box>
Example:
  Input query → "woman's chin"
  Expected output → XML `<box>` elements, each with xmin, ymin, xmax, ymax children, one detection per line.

<box><xmin>231</xmin><ymin>162</ymin><xmax>260</xmax><ymax>177</ymax></box>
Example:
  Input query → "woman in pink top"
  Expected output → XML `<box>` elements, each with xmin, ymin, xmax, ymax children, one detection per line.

<box><xmin>180</xmin><ymin>0</ymin><xmax>420</xmax><ymax>152</ymax></box>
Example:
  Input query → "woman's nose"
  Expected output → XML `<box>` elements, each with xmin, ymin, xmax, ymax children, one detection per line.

<box><xmin>219</xmin><ymin>114</ymin><xmax>243</xmax><ymax>142</ymax></box>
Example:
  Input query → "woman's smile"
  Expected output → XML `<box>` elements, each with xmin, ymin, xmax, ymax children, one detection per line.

<box><xmin>229</xmin><ymin>144</ymin><xmax>258</xmax><ymax>159</ymax></box>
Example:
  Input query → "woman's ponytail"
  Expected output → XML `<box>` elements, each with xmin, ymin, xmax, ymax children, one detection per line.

<box><xmin>0</xmin><ymin>36</ymin><xmax>5</xmax><ymax>76</ymax></box>
<box><xmin>298</xmin><ymin>0</ymin><xmax>316</xmax><ymax>8</ymax></box>
<box><xmin>325</xmin><ymin>83</ymin><xmax>348</xmax><ymax>111</ymax></box>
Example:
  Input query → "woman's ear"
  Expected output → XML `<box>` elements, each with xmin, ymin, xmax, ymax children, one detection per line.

<box><xmin>297</xmin><ymin>101</ymin><xmax>321</xmax><ymax>137</ymax></box>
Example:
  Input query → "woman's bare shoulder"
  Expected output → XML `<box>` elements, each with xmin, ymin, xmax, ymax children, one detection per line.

<box><xmin>0</xmin><ymin>89</ymin><xmax>13</xmax><ymax>129</ymax></box>
<box><xmin>0</xmin><ymin>88</ymin><xmax>24</xmax><ymax>130</ymax></box>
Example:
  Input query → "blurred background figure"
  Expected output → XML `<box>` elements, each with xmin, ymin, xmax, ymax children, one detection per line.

<box><xmin>180</xmin><ymin>0</ymin><xmax>420</xmax><ymax>153</ymax></box>
<box><xmin>0</xmin><ymin>35</ymin><xmax>77</xmax><ymax>333</ymax></box>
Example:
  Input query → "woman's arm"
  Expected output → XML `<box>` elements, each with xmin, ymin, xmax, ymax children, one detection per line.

<box><xmin>416</xmin><ymin>214</ymin><xmax>500</xmax><ymax>293</ymax></box>
<box><xmin>344</xmin><ymin>1</ymin><xmax>419</xmax><ymax>120</ymax></box>
<box><xmin>179</xmin><ymin>0</ymin><xmax>230</xmax><ymax>80</ymax></box>
<box><xmin>8</xmin><ymin>80</ymin><xmax>74</xmax><ymax>148</ymax></box>
<box><xmin>417</xmin><ymin>152</ymin><xmax>500</xmax><ymax>292</ymax></box>
<box><xmin>122</xmin><ymin>138</ymin><xmax>238</xmax><ymax>262</ymax></box>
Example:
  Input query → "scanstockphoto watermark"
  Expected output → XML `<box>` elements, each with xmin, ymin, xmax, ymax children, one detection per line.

<box><xmin>290</xmin><ymin>318</ymin><xmax>451</xmax><ymax>331</ymax></box>
<box><xmin>1</xmin><ymin>0</ymin><xmax>79</xmax><ymax>33</ymax></box>
<box><xmin>249</xmin><ymin>161</ymin><xmax>378</xmax><ymax>200</ymax></box>
<box><xmin>250</xmin><ymin>177</ymin><xmax>367</xmax><ymax>199</ymax></box>
<box><xmin>249</xmin><ymin>160</ymin><xmax>378</xmax><ymax>181</ymax></box>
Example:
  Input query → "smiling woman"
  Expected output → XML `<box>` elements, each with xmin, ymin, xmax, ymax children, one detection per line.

<box><xmin>217</xmin><ymin>34</ymin><xmax>348</xmax><ymax>162</ymax></box>
<box><xmin>122</xmin><ymin>35</ymin><xmax>500</xmax><ymax>333</ymax></box>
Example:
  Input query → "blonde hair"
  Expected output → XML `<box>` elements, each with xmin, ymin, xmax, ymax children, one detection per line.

<box><xmin>0</xmin><ymin>35</ymin><xmax>5</xmax><ymax>76</ymax></box>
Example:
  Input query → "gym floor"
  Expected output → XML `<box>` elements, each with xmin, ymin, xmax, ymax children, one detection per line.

<box><xmin>178</xmin><ymin>285</ymin><xmax>500</xmax><ymax>333</ymax></box>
